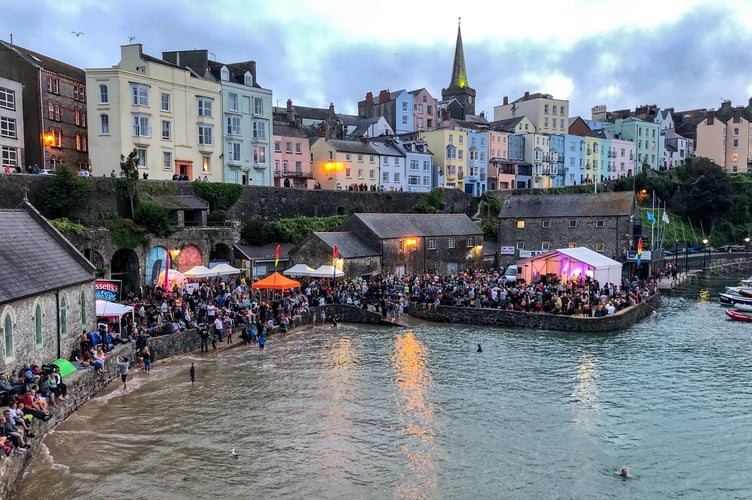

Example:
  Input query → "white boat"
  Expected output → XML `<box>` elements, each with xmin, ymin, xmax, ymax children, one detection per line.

<box><xmin>733</xmin><ymin>302</ymin><xmax>752</xmax><ymax>312</ymax></box>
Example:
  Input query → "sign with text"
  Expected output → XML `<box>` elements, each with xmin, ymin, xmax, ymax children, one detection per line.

<box><xmin>499</xmin><ymin>246</ymin><xmax>516</xmax><ymax>255</ymax></box>
<box><xmin>95</xmin><ymin>280</ymin><xmax>122</xmax><ymax>302</ymax></box>
<box><xmin>519</xmin><ymin>249</ymin><xmax>545</xmax><ymax>258</ymax></box>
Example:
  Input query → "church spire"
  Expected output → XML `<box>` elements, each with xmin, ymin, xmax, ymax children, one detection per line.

<box><xmin>449</xmin><ymin>17</ymin><xmax>468</xmax><ymax>90</ymax></box>
<box><xmin>442</xmin><ymin>17</ymin><xmax>476</xmax><ymax>117</ymax></box>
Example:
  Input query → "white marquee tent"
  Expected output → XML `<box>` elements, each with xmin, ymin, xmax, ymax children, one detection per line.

<box><xmin>309</xmin><ymin>264</ymin><xmax>345</xmax><ymax>278</ymax></box>
<box><xmin>283</xmin><ymin>263</ymin><xmax>316</xmax><ymax>277</ymax></box>
<box><xmin>96</xmin><ymin>300</ymin><xmax>135</xmax><ymax>337</ymax></box>
<box><xmin>516</xmin><ymin>247</ymin><xmax>623</xmax><ymax>285</ymax></box>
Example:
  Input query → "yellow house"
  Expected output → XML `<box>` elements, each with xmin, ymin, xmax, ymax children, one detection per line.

<box><xmin>86</xmin><ymin>44</ymin><xmax>223</xmax><ymax>181</ymax></box>
<box><xmin>422</xmin><ymin>128</ymin><xmax>468</xmax><ymax>190</ymax></box>
<box><xmin>310</xmin><ymin>138</ymin><xmax>379</xmax><ymax>190</ymax></box>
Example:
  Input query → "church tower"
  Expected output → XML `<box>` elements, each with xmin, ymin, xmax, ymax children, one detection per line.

<box><xmin>441</xmin><ymin>18</ymin><xmax>476</xmax><ymax>117</ymax></box>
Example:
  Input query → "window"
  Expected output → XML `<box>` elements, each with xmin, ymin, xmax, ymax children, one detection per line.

<box><xmin>226</xmin><ymin>141</ymin><xmax>241</xmax><ymax>162</ymax></box>
<box><xmin>227</xmin><ymin>115</ymin><xmax>241</xmax><ymax>135</ymax></box>
<box><xmin>132</xmin><ymin>114</ymin><xmax>151</xmax><ymax>137</ymax></box>
<box><xmin>75</xmin><ymin>134</ymin><xmax>87</xmax><ymax>152</ymax></box>
<box><xmin>567</xmin><ymin>220</ymin><xmax>577</xmax><ymax>227</ymax></box>
<box><xmin>595</xmin><ymin>220</ymin><xmax>605</xmax><ymax>228</ymax></box>
<box><xmin>427</xmin><ymin>239</ymin><xmax>436</xmax><ymax>250</ymax></box>
<box><xmin>52</xmin><ymin>128</ymin><xmax>62</xmax><ymax>147</ymax></box>
<box><xmin>161</xmin><ymin>120</ymin><xmax>171</xmax><ymax>140</ymax></box>
<box><xmin>274</xmin><ymin>141</ymin><xmax>281</xmax><ymax>152</ymax></box>
<box><xmin>370</xmin><ymin>155</ymin><xmax>375</xmax><ymax>163</ymax></box>
<box><xmin>517</xmin><ymin>220</ymin><xmax>525</xmax><ymax>229</ymax></box>
<box><xmin>244</xmin><ymin>72</ymin><xmax>253</xmax><ymax>86</ymax></box>
<box><xmin>136</xmin><ymin>148</ymin><xmax>147</xmax><ymax>167</ymax></box>
<box><xmin>252</xmin><ymin>121</ymin><xmax>266</xmax><ymax>139</ymax></box>
<box><xmin>357</xmin><ymin>169</ymin><xmax>364</xmax><ymax>179</ymax></box>
<box><xmin>33</xmin><ymin>301</ymin><xmax>43</xmax><ymax>348</ymax></box>
<box><xmin>295</xmin><ymin>161</ymin><xmax>302</xmax><ymax>174</ymax></box>
<box><xmin>382</xmin><ymin>172</ymin><xmax>389</xmax><ymax>182</ymax></box>
<box><xmin>282</xmin><ymin>160</ymin><xmax>289</xmax><ymax>173</ymax></box>
<box><xmin>408</xmin><ymin>175</ymin><xmax>419</xmax><ymax>185</ymax></box>
<box><xmin>59</xmin><ymin>294</ymin><xmax>67</xmax><ymax>338</ymax></box>
<box><xmin>516</xmin><ymin>241</ymin><xmax>525</xmax><ymax>249</ymax></box>
<box><xmin>346</xmin><ymin>154</ymin><xmax>352</xmax><ymax>162</ymax></box>
<box><xmin>448</xmin><ymin>237</ymin><xmax>456</xmax><ymax>249</ymax></box>
<box><xmin>295</xmin><ymin>142</ymin><xmax>302</xmax><ymax>154</ymax></box>
<box><xmin>98</xmin><ymin>84</ymin><xmax>108</xmax><ymax>103</ymax></box>
<box><xmin>369</xmin><ymin>170</ymin><xmax>375</xmax><ymax>180</ymax></box>
<box><xmin>47</xmin><ymin>76</ymin><xmax>59</xmax><ymax>94</ymax></box>
<box><xmin>160</xmin><ymin>92</ymin><xmax>170</xmax><ymax>112</ymax></box>
<box><xmin>254</xmin><ymin>97</ymin><xmax>264</xmax><ymax>115</ymax></box>
<box><xmin>100</xmin><ymin>114</ymin><xmax>110</xmax><ymax>134</ymax></box>
<box><xmin>402</xmin><ymin>116</ymin><xmax>408</xmax><ymax>125</ymax></box>
<box><xmin>162</xmin><ymin>151</ymin><xmax>172</xmax><ymax>170</ymax></box>
<box><xmin>202</xmin><ymin>156</ymin><xmax>210</xmax><ymax>172</ymax></box>
<box><xmin>466</xmin><ymin>237</ymin><xmax>475</xmax><ymax>248</ymax></box>
<box><xmin>544</xmin><ymin>104</ymin><xmax>549</xmax><ymax>113</ymax></box>
<box><xmin>131</xmin><ymin>83</ymin><xmax>149</xmax><ymax>106</ymax></box>
<box><xmin>253</xmin><ymin>145</ymin><xmax>266</xmax><ymax>164</ymax></box>
<box><xmin>0</xmin><ymin>87</ymin><xmax>15</xmax><ymax>110</ymax></box>
<box><xmin>382</xmin><ymin>156</ymin><xmax>388</xmax><ymax>165</ymax></box>
<box><xmin>285</xmin><ymin>142</ymin><xmax>293</xmax><ymax>153</ymax></box>
<box><xmin>228</xmin><ymin>93</ymin><xmax>238</xmax><ymax>112</ymax></box>
<box><xmin>80</xmin><ymin>289</ymin><xmax>86</xmax><ymax>326</ymax></box>
<box><xmin>197</xmin><ymin>97</ymin><xmax>213</xmax><ymax>117</ymax></box>
<box><xmin>0</xmin><ymin>117</ymin><xmax>16</xmax><ymax>138</ymax></box>
<box><xmin>410</xmin><ymin>160</ymin><xmax>418</xmax><ymax>171</ymax></box>
<box><xmin>458</xmin><ymin>150</ymin><xmax>463</xmax><ymax>160</ymax></box>
<box><xmin>1</xmin><ymin>146</ymin><xmax>18</xmax><ymax>169</ymax></box>
<box><xmin>596</xmin><ymin>241</ymin><xmax>605</xmax><ymax>251</ymax></box>
<box><xmin>3</xmin><ymin>311</ymin><xmax>13</xmax><ymax>361</ymax></box>
<box><xmin>733</xmin><ymin>139</ymin><xmax>739</xmax><ymax>148</ymax></box>
<box><xmin>198</xmin><ymin>125</ymin><xmax>213</xmax><ymax>145</ymax></box>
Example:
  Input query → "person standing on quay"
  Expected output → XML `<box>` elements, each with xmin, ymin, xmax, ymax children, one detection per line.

<box><xmin>189</xmin><ymin>363</ymin><xmax>195</xmax><ymax>385</ymax></box>
<box><xmin>116</xmin><ymin>356</ymin><xmax>129</xmax><ymax>390</ymax></box>
<box><xmin>141</xmin><ymin>347</ymin><xmax>152</xmax><ymax>374</ymax></box>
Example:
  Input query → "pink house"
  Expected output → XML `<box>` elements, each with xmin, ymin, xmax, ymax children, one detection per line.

<box><xmin>409</xmin><ymin>88</ymin><xmax>438</xmax><ymax>131</ymax></box>
<box><xmin>273</xmin><ymin>121</ymin><xmax>314</xmax><ymax>189</ymax></box>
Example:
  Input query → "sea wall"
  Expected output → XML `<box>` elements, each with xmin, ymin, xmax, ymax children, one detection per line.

<box><xmin>311</xmin><ymin>304</ymin><xmax>396</xmax><ymax>326</ymax></box>
<box><xmin>407</xmin><ymin>293</ymin><xmax>661</xmax><ymax>333</ymax></box>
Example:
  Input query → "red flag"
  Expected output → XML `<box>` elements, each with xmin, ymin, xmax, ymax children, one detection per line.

<box><xmin>333</xmin><ymin>245</ymin><xmax>339</xmax><ymax>259</ymax></box>
<box><xmin>274</xmin><ymin>244</ymin><xmax>281</xmax><ymax>268</ymax></box>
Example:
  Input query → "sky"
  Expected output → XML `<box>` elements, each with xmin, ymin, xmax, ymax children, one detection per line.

<box><xmin>5</xmin><ymin>0</ymin><xmax>752</xmax><ymax>120</ymax></box>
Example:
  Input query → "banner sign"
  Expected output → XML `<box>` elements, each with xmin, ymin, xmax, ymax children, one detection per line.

<box><xmin>95</xmin><ymin>280</ymin><xmax>122</xmax><ymax>302</ymax></box>
<box><xmin>499</xmin><ymin>246</ymin><xmax>516</xmax><ymax>255</ymax></box>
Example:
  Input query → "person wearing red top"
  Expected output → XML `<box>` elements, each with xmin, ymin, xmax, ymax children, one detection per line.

<box><xmin>17</xmin><ymin>391</ymin><xmax>49</xmax><ymax>420</ymax></box>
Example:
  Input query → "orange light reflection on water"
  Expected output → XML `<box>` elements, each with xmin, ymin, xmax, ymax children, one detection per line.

<box><xmin>391</xmin><ymin>331</ymin><xmax>437</xmax><ymax>498</ymax></box>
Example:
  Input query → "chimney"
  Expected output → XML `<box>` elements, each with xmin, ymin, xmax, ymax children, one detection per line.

<box><xmin>503</xmin><ymin>96</ymin><xmax>508</xmax><ymax>105</ymax></box>
<box><xmin>379</xmin><ymin>89</ymin><xmax>390</xmax><ymax>103</ymax></box>
<box><xmin>524</xmin><ymin>91</ymin><xmax>530</xmax><ymax>100</ymax></box>
<box><xmin>734</xmin><ymin>109</ymin><xmax>742</xmax><ymax>123</ymax></box>
<box><xmin>365</xmin><ymin>92</ymin><xmax>373</xmax><ymax>107</ymax></box>
<box><xmin>329</xmin><ymin>102</ymin><xmax>335</xmax><ymax>113</ymax></box>
<box><xmin>360</xmin><ymin>136</ymin><xmax>369</xmax><ymax>143</ymax></box>
<box><xmin>749</xmin><ymin>97</ymin><xmax>752</xmax><ymax>108</ymax></box>
<box><xmin>706</xmin><ymin>111</ymin><xmax>714</xmax><ymax>125</ymax></box>
<box><xmin>286</xmin><ymin>99</ymin><xmax>292</xmax><ymax>110</ymax></box>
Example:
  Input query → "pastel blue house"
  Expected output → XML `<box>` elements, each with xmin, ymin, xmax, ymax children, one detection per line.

<box><xmin>548</xmin><ymin>134</ymin><xmax>565</xmax><ymax>187</ymax></box>
<box><xmin>604</xmin><ymin>118</ymin><xmax>661</xmax><ymax>172</ymax></box>
<box><xmin>508</xmin><ymin>134</ymin><xmax>531</xmax><ymax>189</ymax></box>
<box><xmin>563</xmin><ymin>134</ymin><xmax>586</xmax><ymax>185</ymax></box>
<box><xmin>465</xmin><ymin>131</ymin><xmax>488</xmax><ymax>195</ymax></box>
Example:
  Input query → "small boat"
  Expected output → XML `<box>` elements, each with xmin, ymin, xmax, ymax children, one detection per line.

<box><xmin>719</xmin><ymin>292</ymin><xmax>752</xmax><ymax>306</ymax></box>
<box><xmin>739</xmin><ymin>289</ymin><xmax>752</xmax><ymax>298</ymax></box>
<box><xmin>733</xmin><ymin>302</ymin><xmax>752</xmax><ymax>312</ymax></box>
<box><xmin>726</xmin><ymin>309</ymin><xmax>752</xmax><ymax>322</ymax></box>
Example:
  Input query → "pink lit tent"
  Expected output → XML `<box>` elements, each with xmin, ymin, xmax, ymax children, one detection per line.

<box><xmin>516</xmin><ymin>247</ymin><xmax>622</xmax><ymax>285</ymax></box>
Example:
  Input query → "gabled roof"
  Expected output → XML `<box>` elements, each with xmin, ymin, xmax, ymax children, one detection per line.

<box><xmin>499</xmin><ymin>191</ymin><xmax>634</xmax><ymax>219</ymax></box>
<box><xmin>325</xmin><ymin>139</ymin><xmax>378</xmax><ymax>155</ymax></box>
<box><xmin>0</xmin><ymin>41</ymin><xmax>85</xmax><ymax>80</ymax></box>
<box><xmin>146</xmin><ymin>194</ymin><xmax>208</xmax><ymax>210</ymax></box>
<box><xmin>313</xmin><ymin>232</ymin><xmax>379</xmax><ymax>258</ymax></box>
<box><xmin>511</xmin><ymin>92</ymin><xmax>553</xmax><ymax>104</ymax></box>
<box><xmin>367</xmin><ymin>140</ymin><xmax>403</xmax><ymax>157</ymax></box>
<box><xmin>0</xmin><ymin>207</ymin><xmax>95</xmax><ymax>304</ymax></box>
<box><xmin>235</xmin><ymin>242</ymin><xmax>295</xmax><ymax>261</ymax></box>
<box><xmin>352</xmin><ymin>213</ymin><xmax>481</xmax><ymax>239</ymax></box>
<box><xmin>347</xmin><ymin>116</ymin><xmax>386</xmax><ymax>139</ymax></box>
<box><xmin>272</xmin><ymin>122</ymin><xmax>308</xmax><ymax>138</ymax></box>
<box><xmin>488</xmin><ymin>117</ymin><xmax>526</xmax><ymax>132</ymax></box>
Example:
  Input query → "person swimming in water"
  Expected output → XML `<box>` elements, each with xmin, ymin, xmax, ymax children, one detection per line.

<box><xmin>476</xmin><ymin>343</ymin><xmax>483</xmax><ymax>353</ymax></box>
<box><xmin>620</xmin><ymin>467</ymin><xmax>631</xmax><ymax>479</ymax></box>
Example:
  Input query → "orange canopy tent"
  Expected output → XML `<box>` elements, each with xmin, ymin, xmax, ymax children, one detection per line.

<box><xmin>251</xmin><ymin>272</ymin><xmax>301</xmax><ymax>290</ymax></box>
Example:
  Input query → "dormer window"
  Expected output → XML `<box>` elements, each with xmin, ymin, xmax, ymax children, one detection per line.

<box><xmin>220</xmin><ymin>66</ymin><xmax>230</xmax><ymax>81</ymax></box>
<box><xmin>244</xmin><ymin>71</ymin><xmax>253</xmax><ymax>87</ymax></box>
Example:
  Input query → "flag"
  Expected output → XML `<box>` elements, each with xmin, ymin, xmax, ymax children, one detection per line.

<box><xmin>646</xmin><ymin>211</ymin><xmax>656</xmax><ymax>225</ymax></box>
<box><xmin>274</xmin><ymin>244</ymin><xmax>281</xmax><ymax>268</ymax></box>
<box><xmin>333</xmin><ymin>245</ymin><xmax>339</xmax><ymax>260</ymax></box>
<box><xmin>662</xmin><ymin>212</ymin><xmax>669</xmax><ymax>224</ymax></box>
<box><xmin>636</xmin><ymin>237</ymin><xmax>643</xmax><ymax>267</ymax></box>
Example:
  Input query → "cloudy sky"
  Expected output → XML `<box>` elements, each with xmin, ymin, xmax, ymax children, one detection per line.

<box><xmin>5</xmin><ymin>0</ymin><xmax>752</xmax><ymax>119</ymax></box>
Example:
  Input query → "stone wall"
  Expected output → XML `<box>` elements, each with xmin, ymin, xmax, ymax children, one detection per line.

<box><xmin>311</xmin><ymin>304</ymin><xmax>396</xmax><ymax>326</ymax></box>
<box><xmin>407</xmin><ymin>293</ymin><xmax>661</xmax><ymax>333</ymax></box>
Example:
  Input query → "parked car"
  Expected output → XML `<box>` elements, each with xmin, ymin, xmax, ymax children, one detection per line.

<box><xmin>40</xmin><ymin>169</ymin><xmax>56</xmax><ymax>175</ymax></box>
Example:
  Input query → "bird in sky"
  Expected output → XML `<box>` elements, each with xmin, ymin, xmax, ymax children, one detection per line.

<box><xmin>71</xmin><ymin>31</ymin><xmax>84</xmax><ymax>36</ymax></box>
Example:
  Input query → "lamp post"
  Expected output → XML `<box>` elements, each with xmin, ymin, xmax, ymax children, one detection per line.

<box><xmin>745</xmin><ymin>237</ymin><xmax>750</xmax><ymax>275</ymax></box>
<box><xmin>702</xmin><ymin>239</ymin><xmax>709</xmax><ymax>270</ymax></box>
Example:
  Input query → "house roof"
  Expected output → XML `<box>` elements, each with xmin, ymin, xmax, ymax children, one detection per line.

<box><xmin>0</xmin><ymin>207</ymin><xmax>95</xmax><ymax>304</ymax></box>
<box><xmin>0</xmin><ymin>41</ymin><xmax>85</xmax><ymax>81</ymax></box>
<box><xmin>272</xmin><ymin>122</ymin><xmax>307</xmax><ymax>138</ymax></box>
<box><xmin>313</xmin><ymin>232</ymin><xmax>379</xmax><ymax>258</ymax></box>
<box><xmin>235</xmin><ymin>242</ymin><xmax>295</xmax><ymax>261</ymax></box>
<box><xmin>488</xmin><ymin>117</ymin><xmax>526</xmax><ymax>132</ymax></box>
<box><xmin>367</xmin><ymin>140</ymin><xmax>403</xmax><ymax>157</ymax></box>
<box><xmin>352</xmin><ymin>213</ymin><xmax>481</xmax><ymax>239</ymax></box>
<box><xmin>499</xmin><ymin>191</ymin><xmax>634</xmax><ymax>219</ymax></box>
<box><xmin>326</xmin><ymin>139</ymin><xmax>378</xmax><ymax>155</ymax></box>
<box><xmin>146</xmin><ymin>194</ymin><xmax>208</xmax><ymax>210</ymax></box>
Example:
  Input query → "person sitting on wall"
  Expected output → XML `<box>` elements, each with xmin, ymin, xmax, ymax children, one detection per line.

<box><xmin>17</xmin><ymin>390</ymin><xmax>50</xmax><ymax>420</ymax></box>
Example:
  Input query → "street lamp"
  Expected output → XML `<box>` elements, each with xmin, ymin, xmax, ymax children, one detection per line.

<box><xmin>745</xmin><ymin>237</ymin><xmax>750</xmax><ymax>274</ymax></box>
<box><xmin>702</xmin><ymin>239</ymin><xmax>709</xmax><ymax>269</ymax></box>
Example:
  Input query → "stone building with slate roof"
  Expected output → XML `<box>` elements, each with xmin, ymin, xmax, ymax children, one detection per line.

<box><xmin>497</xmin><ymin>191</ymin><xmax>637</xmax><ymax>265</ymax></box>
<box><xmin>0</xmin><ymin>203</ymin><xmax>96</xmax><ymax>373</ymax></box>
<box><xmin>290</xmin><ymin>213</ymin><xmax>483</xmax><ymax>276</ymax></box>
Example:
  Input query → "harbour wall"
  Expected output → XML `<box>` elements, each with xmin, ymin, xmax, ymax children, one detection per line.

<box><xmin>407</xmin><ymin>293</ymin><xmax>661</xmax><ymax>333</ymax></box>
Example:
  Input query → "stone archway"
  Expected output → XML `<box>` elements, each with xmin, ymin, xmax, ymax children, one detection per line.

<box><xmin>210</xmin><ymin>242</ymin><xmax>233</xmax><ymax>263</ymax></box>
<box><xmin>177</xmin><ymin>244</ymin><xmax>203</xmax><ymax>271</ymax></box>
<box><xmin>111</xmin><ymin>249</ymin><xmax>140</xmax><ymax>298</ymax></box>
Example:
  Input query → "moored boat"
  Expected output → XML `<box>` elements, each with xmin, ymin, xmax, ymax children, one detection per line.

<box><xmin>726</xmin><ymin>309</ymin><xmax>752</xmax><ymax>322</ymax></box>
<box><xmin>733</xmin><ymin>302</ymin><xmax>752</xmax><ymax>312</ymax></box>
<box><xmin>739</xmin><ymin>289</ymin><xmax>752</xmax><ymax>298</ymax></box>
<box><xmin>719</xmin><ymin>292</ymin><xmax>752</xmax><ymax>306</ymax></box>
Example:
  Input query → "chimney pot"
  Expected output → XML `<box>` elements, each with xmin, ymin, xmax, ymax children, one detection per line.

<box><xmin>503</xmin><ymin>96</ymin><xmax>508</xmax><ymax>105</ymax></box>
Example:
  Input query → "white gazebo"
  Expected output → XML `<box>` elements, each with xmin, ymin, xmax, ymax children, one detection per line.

<box><xmin>516</xmin><ymin>247</ymin><xmax>623</xmax><ymax>285</ymax></box>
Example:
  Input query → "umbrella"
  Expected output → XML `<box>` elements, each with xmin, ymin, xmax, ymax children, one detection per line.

<box><xmin>52</xmin><ymin>358</ymin><xmax>77</xmax><ymax>378</ymax></box>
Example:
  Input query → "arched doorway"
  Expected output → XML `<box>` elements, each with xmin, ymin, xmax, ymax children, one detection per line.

<box><xmin>111</xmin><ymin>249</ymin><xmax>140</xmax><ymax>298</ymax></box>
<box><xmin>145</xmin><ymin>246</ymin><xmax>168</xmax><ymax>287</ymax></box>
<box><xmin>177</xmin><ymin>244</ymin><xmax>203</xmax><ymax>271</ymax></box>
<box><xmin>210</xmin><ymin>243</ymin><xmax>233</xmax><ymax>263</ymax></box>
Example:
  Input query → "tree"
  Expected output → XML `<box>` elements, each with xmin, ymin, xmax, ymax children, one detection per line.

<box><xmin>40</xmin><ymin>163</ymin><xmax>93</xmax><ymax>219</ymax></box>
<box><xmin>120</xmin><ymin>149</ymin><xmax>140</xmax><ymax>218</ymax></box>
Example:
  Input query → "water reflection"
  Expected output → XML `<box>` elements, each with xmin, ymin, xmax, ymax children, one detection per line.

<box><xmin>319</xmin><ymin>336</ymin><xmax>356</xmax><ymax>473</ymax></box>
<box><xmin>572</xmin><ymin>351</ymin><xmax>599</xmax><ymax>411</ymax></box>
<box><xmin>391</xmin><ymin>331</ymin><xmax>437</xmax><ymax>499</ymax></box>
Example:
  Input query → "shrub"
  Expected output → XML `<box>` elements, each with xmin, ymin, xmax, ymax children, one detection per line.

<box><xmin>134</xmin><ymin>202</ymin><xmax>174</xmax><ymax>237</ymax></box>
<box><xmin>192</xmin><ymin>181</ymin><xmax>243</xmax><ymax>212</ymax></box>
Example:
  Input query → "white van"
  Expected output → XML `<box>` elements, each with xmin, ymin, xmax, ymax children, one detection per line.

<box><xmin>504</xmin><ymin>264</ymin><xmax>518</xmax><ymax>282</ymax></box>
